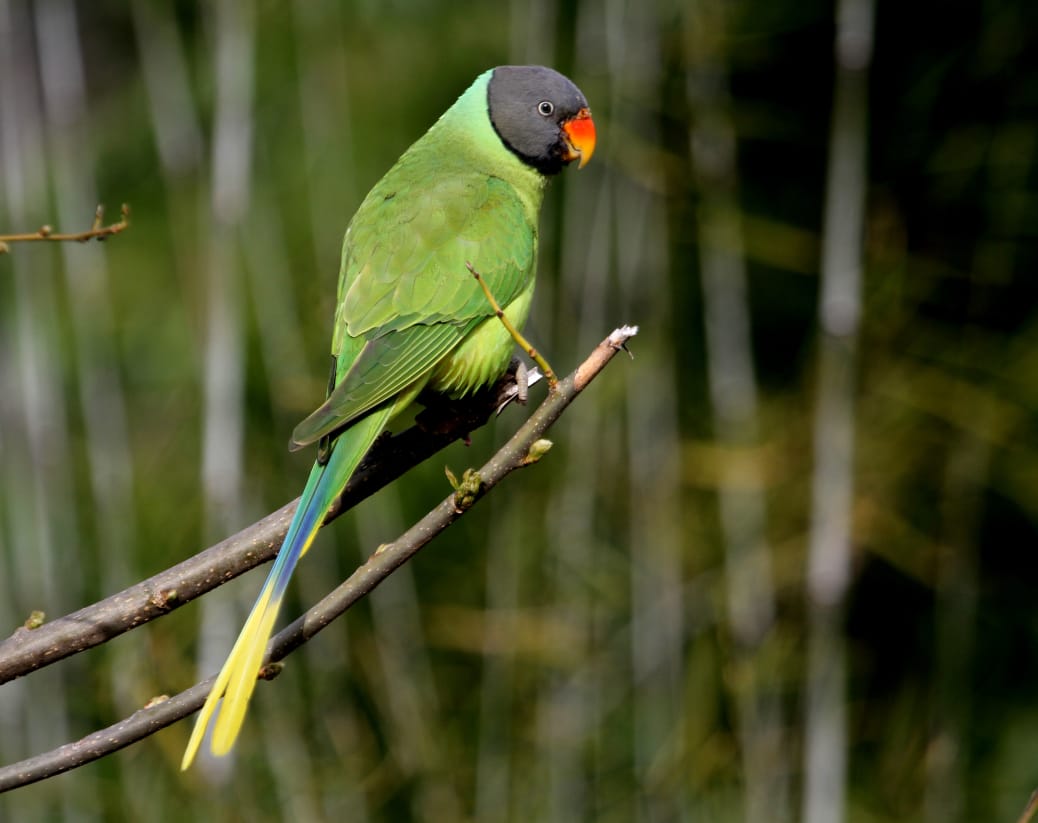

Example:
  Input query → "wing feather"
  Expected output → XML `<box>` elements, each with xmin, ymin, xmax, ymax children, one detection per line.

<box><xmin>296</xmin><ymin>163</ymin><xmax>536</xmax><ymax>448</ymax></box>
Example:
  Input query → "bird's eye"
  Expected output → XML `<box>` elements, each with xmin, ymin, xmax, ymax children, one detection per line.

<box><xmin>537</xmin><ymin>100</ymin><xmax>554</xmax><ymax>117</ymax></box>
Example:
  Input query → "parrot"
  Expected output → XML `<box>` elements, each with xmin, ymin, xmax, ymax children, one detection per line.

<box><xmin>181</xmin><ymin>65</ymin><xmax>595</xmax><ymax>769</ymax></box>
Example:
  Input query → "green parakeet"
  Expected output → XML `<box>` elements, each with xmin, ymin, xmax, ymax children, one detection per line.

<box><xmin>181</xmin><ymin>65</ymin><xmax>595</xmax><ymax>769</ymax></box>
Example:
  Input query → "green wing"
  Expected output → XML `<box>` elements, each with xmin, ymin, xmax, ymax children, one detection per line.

<box><xmin>291</xmin><ymin>165</ymin><xmax>535</xmax><ymax>449</ymax></box>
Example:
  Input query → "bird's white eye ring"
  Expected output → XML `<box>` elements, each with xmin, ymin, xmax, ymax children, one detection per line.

<box><xmin>537</xmin><ymin>100</ymin><xmax>554</xmax><ymax>116</ymax></box>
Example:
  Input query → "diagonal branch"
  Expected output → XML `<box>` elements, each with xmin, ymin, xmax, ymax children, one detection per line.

<box><xmin>0</xmin><ymin>359</ymin><xmax>531</xmax><ymax>686</ymax></box>
<box><xmin>1017</xmin><ymin>789</ymin><xmax>1038</xmax><ymax>823</ymax></box>
<box><xmin>0</xmin><ymin>325</ymin><xmax>638</xmax><ymax>792</ymax></box>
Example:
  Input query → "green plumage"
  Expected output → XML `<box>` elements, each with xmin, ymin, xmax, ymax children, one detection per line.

<box><xmin>182</xmin><ymin>66</ymin><xmax>593</xmax><ymax>769</ymax></box>
<box><xmin>292</xmin><ymin>72</ymin><xmax>545</xmax><ymax>448</ymax></box>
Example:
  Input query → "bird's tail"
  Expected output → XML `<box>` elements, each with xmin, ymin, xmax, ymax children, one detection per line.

<box><xmin>180</xmin><ymin>406</ymin><xmax>392</xmax><ymax>770</ymax></box>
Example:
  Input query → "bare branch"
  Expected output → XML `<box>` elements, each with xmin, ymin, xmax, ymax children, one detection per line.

<box><xmin>0</xmin><ymin>361</ymin><xmax>530</xmax><ymax>685</ymax></box>
<box><xmin>0</xmin><ymin>326</ymin><xmax>637</xmax><ymax>791</ymax></box>
<box><xmin>0</xmin><ymin>204</ymin><xmax>130</xmax><ymax>253</ymax></box>
<box><xmin>1019</xmin><ymin>790</ymin><xmax>1038</xmax><ymax>823</ymax></box>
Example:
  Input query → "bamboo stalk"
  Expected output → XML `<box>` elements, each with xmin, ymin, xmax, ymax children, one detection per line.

<box><xmin>194</xmin><ymin>0</ymin><xmax>256</xmax><ymax>784</ymax></box>
<box><xmin>35</xmin><ymin>0</ymin><xmax>143</xmax><ymax>816</ymax></box>
<box><xmin>803</xmin><ymin>1</ymin><xmax>875</xmax><ymax>821</ymax></box>
<box><xmin>0</xmin><ymin>3</ymin><xmax>80</xmax><ymax>819</ymax></box>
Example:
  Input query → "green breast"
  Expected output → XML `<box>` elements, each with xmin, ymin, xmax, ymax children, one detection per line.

<box><xmin>427</xmin><ymin>270</ymin><xmax>537</xmax><ymax>397</ymax></box>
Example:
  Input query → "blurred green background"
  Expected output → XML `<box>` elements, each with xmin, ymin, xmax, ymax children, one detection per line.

<box><xmin>1</xmin><ymin>0</ymin><xmax>1037</xmax><ymax>820</ymax></box>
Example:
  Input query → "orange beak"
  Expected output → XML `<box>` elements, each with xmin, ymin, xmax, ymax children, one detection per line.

<box><xmin>561</xmin><ymin>107</ymin><xmax>596</xmax><ymax>169</ymax></box>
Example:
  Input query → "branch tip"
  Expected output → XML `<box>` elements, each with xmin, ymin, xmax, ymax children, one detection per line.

<box><xmin>608</xmin><ymin>325</ymin><xmax>639</xmax><ymax>349</ymax></box>
<box><xmin>0</xmin><ymin>321</ymin><xmax>638</xmax><ymax>790</ymax></box>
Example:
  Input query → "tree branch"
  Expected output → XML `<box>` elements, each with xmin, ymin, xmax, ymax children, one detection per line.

<box><xmin>0</xmin><ymin>326</ymin><xmax>637</xmax><ymax>791</ymax></box>
<box><xmin>0</xmin><ymin>360</ymin><xmax>531</xmax><ymax>685</ymax></box>
<box><xmin>0</xmin><ymin>204</ymin><xmax>130</xmax><ymax>253</ymax></box>
<box><xmin>1018</xmin><ymin>789</ymin><xmax>1038</xmax><ymax>823</ymax></box>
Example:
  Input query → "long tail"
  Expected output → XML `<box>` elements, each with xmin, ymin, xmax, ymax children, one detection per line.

<box><xmin>180</xmin><ymin>406</ymin><xmax>392</xmax><ymax>770</ymax></box>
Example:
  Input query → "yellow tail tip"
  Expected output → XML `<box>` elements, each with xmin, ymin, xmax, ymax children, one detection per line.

<box><xmin>179</xmin><ymin>586</ymin><xmax>282</xmax><ymax>770</ymax></box>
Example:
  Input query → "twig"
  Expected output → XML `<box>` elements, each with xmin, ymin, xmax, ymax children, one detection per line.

<box><xmin>466</xmin><ymin>261</ymin><xmax>558</xmax><ymax>389</ymax></box>
<box><xmin>1017</xmin><ymin>790</ymin><xmax>1038</xmax><ymax>823</ymax></box>
<box><xmin>0</xmin><ymin>204</ymin><xmax>130</xmax><ymax>254</ymax></box>
<box><xmin>0</xmin><ymin>326</ymin><xmax>637</xmax><ymax>791</ymax></box>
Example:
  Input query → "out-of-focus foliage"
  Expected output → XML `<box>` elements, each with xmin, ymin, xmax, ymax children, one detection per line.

<box><xmin>0</xmin><ymin>0</ymin><xmax>1036</xmax><ymax>820</ymax></box>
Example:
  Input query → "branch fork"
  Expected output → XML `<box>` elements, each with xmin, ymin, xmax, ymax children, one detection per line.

<box><xmin>0</xmin><ymin>204</ymin><xmax>130</xmax><ymax>253</ymax></box>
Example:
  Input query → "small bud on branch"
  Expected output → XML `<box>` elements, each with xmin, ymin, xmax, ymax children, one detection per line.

<box><xmin>0</xmin><ymin>204</ymin><xmax>130</xmax><ymax>253</ymax></box>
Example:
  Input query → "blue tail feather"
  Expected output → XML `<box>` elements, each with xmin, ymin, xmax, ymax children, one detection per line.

<box><xmin>181</xmin><ymin>406</ymin><xmax>393</xmax><ymax>769</ymax></box>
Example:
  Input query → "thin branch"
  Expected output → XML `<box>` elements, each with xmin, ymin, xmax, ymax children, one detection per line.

<box><xmin>0</xmin><ymin>360</ymin><xmax>529</xmax><ymax>685</ymax></box>
<box><xmin>0</xmin><ymin>203</ymin><xmax>130</xmax><ymax>253</ymax></box>
<box><xmin>0</xmin><ymin>326</ymin><xmax>637</xmax><ymax>791</ymax></box>
<box><xmin>0</xmin><ymin>363</ymin><xmax>533</xmax><ymax>683</ymax></box>
<box><xmin>1017</xmin><ymin>789</ymin><xmax>1038</xmax><ymax>823</ymax></box>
